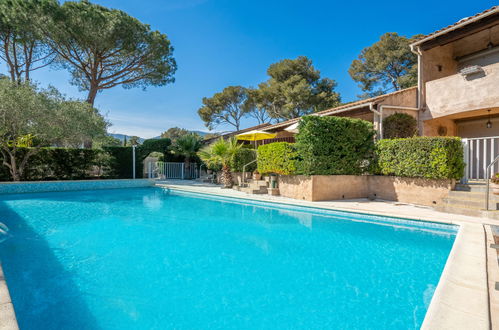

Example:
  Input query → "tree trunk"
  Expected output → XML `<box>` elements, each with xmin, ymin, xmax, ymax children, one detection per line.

<box><xmin>184</xmin><ymin>157</ymin><xmax>191</xmax><ymax>179</ymax></box>
<box><xmin>86</xmin><ymin>85</ymin><xmax>99</xmax><ymax>106</ymax></box>
<box><xmin>83</xmin><ymin>86</ymin><xmax>99</xmax><ymax>149</ymax></box>
<box><xmin>220</xmin><ymin>164</ymin><xmax>233</xmax><ymax>188</ymax></box>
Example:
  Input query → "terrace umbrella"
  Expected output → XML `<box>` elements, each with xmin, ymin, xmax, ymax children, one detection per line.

<box><xmin>284</xmin><ymin>121</ymin><xmax>299</xmax><ymax>133</ymax></box>
<box><xmin>235</xmin><ymin>130</ymin><xmax>276</xmax><ymax>148</ymax></box>
<box><xmin>235</xmin><ymin>130</ymin><xmax>277</xmax><ymax>185</ymax></box>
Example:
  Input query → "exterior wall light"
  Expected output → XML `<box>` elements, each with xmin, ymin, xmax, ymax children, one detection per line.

<box><xmin>487</xmin><ymin>110</ymin><xmax>492</xmax><ymax>129</ymax></box>
<box><xmin>459</xmin><ymin>65</ymin><xmax>483</xmax><ymax>76</ymax></box>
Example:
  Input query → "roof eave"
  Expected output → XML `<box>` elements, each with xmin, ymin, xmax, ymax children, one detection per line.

<box><xmin>410</xmin><ymin>6</ymin><xmax>499</xmax><ymax>48</ymax></box>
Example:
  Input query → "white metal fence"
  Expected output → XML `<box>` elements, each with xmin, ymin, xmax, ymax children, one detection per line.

<box><xmin>146</xmin><ymin>161</ymin><xmax>199</xmax><ymax>180</ymax></box>
<box><xmin>462</xmin><ymin>136</ymin><xmax>499</xmax><ymax>181</ymax></box>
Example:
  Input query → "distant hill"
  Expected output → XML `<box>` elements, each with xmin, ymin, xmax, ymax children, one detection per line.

<box><xmin>109</xmin><ymin>130</ymin><xmax>209</xmax><ymax>143</ymax></box>
<box><xmin>151</xmin><ymin>130</ymin><xmax>210</xmax><ymax>139</ymax></box>
<box><xmin>191</xmin><ymin>130</ymin><xmax>208</xmax><ymax>136</ymax></box>
<box><xmin>108</xmin><ymin>133</ymin><xmax>145</xmax><ymax>144</ymax></box>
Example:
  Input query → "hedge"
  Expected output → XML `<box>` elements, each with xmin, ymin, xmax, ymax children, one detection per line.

<box><xmin>295</xmin><ymin>116</ymin><xmax>376</xmax><ymax>175</ymax></box>
<box><xmin>375</xmin><ymin>137</ymin><xmax>464</xmax><ymax>179</ymax></box>
<box><xmin>230</xmin><ymin>148</ymin><xmax>257</xmax><ymax>172</ymax></box>
<box><xmin>0</xmin><ymin>148</ymin><xmax>102</xmax><ymax>181</ymax></box>
<box><xmin>257</xmin><ymin>142</ymin><xmax>298</xmax><ymax>175</ymax></box>
<box><xmin>102</xmin><ymin>146</ymin><xmax>140</xmax><ymax>179</ymax></box>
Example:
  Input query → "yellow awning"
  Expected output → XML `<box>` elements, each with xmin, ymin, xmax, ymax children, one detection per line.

<box><xmin>235</xmin><ymin>130</ymin><xmax>276</xmax><ymax>141</ymax></box>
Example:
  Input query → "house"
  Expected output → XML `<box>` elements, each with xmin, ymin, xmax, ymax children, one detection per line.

<box><xmin>260</xmin><ymin>6</ymin><xmax>499</xmax><ymax>181</ymax></box>
<box><xmin>202</xmin><ymin>123</ymin><xmax>272</xmax><ymax>144</ymax></box>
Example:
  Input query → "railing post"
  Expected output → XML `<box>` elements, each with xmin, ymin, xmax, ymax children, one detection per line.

<box><xmin>181</xmin><ymin>163</ymin><xmax>185</xmax><ymax>180</ymax></box>
<box><xmin>485</xmin><ymin>155</ymin><xmax>499</xmax><ymax>210</ymax></box>
<box><xmin>461</xmin><ymin>138</ymin><xmax>469</xmax><ymax>184</ymax></box>
<box><xmin>132</xmin><ymin>145</ymin><xmax>136</xmax><ymax>179</ymax></box>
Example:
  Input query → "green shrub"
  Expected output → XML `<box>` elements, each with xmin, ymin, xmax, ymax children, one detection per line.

<box><xmin>102</xmin><ymin>146</ymin><xmax>140</xmax><ymax>179</ymax></box>
<box><xmin>0</xmin><ymin>148</ymin><xmax>102</xmax><ymax>181</ymax></box>
<box><xmin>375</xmin><ymin>137</ymin><xmax>464</xmax><ymax>179</ymax></box>
<box><xmin>383</xmin><ymin>113</ymin><xmax>418</xmax><ymax>139</ymax></box>
<box><xmin>257</xmin><ymin>142</ymin><xmax>298</xmax><ymax>175</ymax></box>
<box><xmin>140</xmin><ymin>138</ymin><xmax>171</xmax><ymax>159</ymax></box>
<box><xmin>295</xmin><ymin>116</ymin><xmax>376</xmax><ymax>175</ymax></box>
<box><xmin>230</xmin><ymin>148</ymin><xmax>257</xmax><ymax>172</ymax></box>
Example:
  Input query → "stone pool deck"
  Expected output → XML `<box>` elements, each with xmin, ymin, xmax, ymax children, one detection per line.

<box><xmin>158</xmin><ymin>180</ymin><xmax>498</xmax><ymax>330</ymax></box>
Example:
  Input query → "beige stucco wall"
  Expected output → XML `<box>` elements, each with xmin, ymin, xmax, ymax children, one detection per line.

<box><xmin>424</xmin><ymin>61</ymin><xmax>499</xmax><ymax>120</ymax></box>
<box><xmin>278</xmin><ymin>175</ymin><xmax>454</xmax><ymax>206</ymax></box>
<box><xmin>457</xmin><ymin>116</ymin><xmax>499</xmax><ymax>138</ymax></box>
<box><xmin>422</xmin><ymin>117</ymin><xmax>458</xmax><ymax>137</ymax></box>
<box><xmin>278</xmin><ymin>175</ymin><xmax>314</xmax><ymax>200</ymax></box>
<box><xmin>311</xmin><ymin>175</ymin><xmax>369</xmax><ymax>200</ymax></box>
<box><xmin>367</xmin><ymin>176</ymin><xmax>455</xmax><ymax>206</ymax></box>
<box><xmin>420</xmin><ymin>26</ymin><xmax>499</xmax><ymax>137</ymax></box>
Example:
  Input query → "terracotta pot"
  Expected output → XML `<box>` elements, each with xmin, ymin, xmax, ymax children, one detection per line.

<box><xmin>253</xmin><ymin>173</ymin><xmax>262</xmax><ymax>180</ymax></box>
<box><xmin>491</xmin><ymin>182</ymin><xmax>499</xmax><ymax>195</ymax></box>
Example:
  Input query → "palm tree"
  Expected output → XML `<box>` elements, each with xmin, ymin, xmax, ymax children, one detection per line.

<box><xmin>174</xmin><ymin>133</ymin><xmax>202</xmax><ymax>178</ymax></box>
<box><xmin>197</xmin><ymin>137</ymin><xmax>242</xmax><ymax>187</ymax></box>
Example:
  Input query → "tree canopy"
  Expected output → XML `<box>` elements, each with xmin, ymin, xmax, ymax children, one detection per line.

<box><xmin>243</xmin><ymin>88</ymin><xmax>271</xmax><ymax>124</ymax></box>
<box><xmin>161</xmin><ymin>127</ymin><xmax>193</xmax><ymax>141</ymax></box>
<box><xmin>257</xmin><ymin>56</ymin><xmax>341</xmax><ymax>120</ymax></box>
<box><xmin>197</xmin><ymin>56</ymin><xmax>341</xmax><ymax>130</ymax></box>
<box><xmin>45</xmin><ymin>1</ymin><xmax>177</xmax><ymax>105</ymax></box>
<box><xmin>0</xmin><ymin>79</ymin><xmax>107</xmax><ymax>180</ymax></box>
<box><xmin>348</xmin><ymin>32</ymin><xmax>419</xmax><ymax>98</ymax></box>
<box><xmin>0</xmin><ymin>0</ymin><xmax>57</xmax><ymax>83</ymax></box>
<box><xmin>198</xmin><ymin>86</ymin><xmax>249</xmax><ymax>131</ymax></box>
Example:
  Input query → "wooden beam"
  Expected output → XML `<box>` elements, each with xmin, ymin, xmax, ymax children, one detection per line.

<box><xmin>420</xmin><ymin>13</ymin><xmax>499</xmax><ymax>51</ymax></box>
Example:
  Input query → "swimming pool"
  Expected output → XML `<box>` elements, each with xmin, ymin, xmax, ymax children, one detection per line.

<box><xmin>0</xmin><ymin>187</ymin><xmax>457</xmax><ymax>329</ymax></box>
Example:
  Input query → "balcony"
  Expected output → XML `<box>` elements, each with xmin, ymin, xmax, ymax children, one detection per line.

<box><xmin>425</xmin><ymin>61</ymin><xmax>499</xmax><ymax>119</ymax></box>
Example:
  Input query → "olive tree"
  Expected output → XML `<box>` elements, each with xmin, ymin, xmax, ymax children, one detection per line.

<box><xmin>0</xmin><ymin>79</ymin><xmax>108</xmax><ymax>181</ymax></box>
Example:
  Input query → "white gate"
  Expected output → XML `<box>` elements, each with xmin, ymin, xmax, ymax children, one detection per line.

<box><xmin>462</xmin><ymin>136</ymin><xmax>499</xmax><ymax>181</ymax></box>
<box><xmin>147</xmin><ymin>162</ymin><xmax>199</xmax><ymax>180</ymax></box>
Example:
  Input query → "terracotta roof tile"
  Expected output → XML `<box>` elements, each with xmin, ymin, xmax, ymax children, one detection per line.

<box><xmin>410</xmin><ymin>6</ymin><xmax>498</xmax><ymax>46</ymax></box>
<box><xmin>203</xmin><ymin>123</ymin><xmax>272</xmax><ymax>142</ymax></box>
<box><xmin>262</xmin><ymin>86</ymin><xmax>417</xmax><ymax>131</ymax></box>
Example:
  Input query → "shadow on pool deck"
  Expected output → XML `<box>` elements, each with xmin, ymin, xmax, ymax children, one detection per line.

<box><xmin>0</xmin><ymin>201</ymin><xmax>101</xmax><ymax>330</ymax></box>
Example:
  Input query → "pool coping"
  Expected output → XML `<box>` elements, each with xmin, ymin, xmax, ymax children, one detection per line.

<box><xmin>0</xmin><ymin>263</ymin><xmax>18</xmax><ymax>330</ymax></box>
<box><xmin>159</xmin><ymin>183</ymin><xmax>492</xmax><ymax>329</ymax></box>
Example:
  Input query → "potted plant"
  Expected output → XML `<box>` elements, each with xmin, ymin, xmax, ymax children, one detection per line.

<box><xmin>253</xmin><ymin>170</ymin><xmax>261</xmax><ymax>180</ymax></box>
<box><xmin>491</xmin><ymin>173</ymin><xmax>499</xmax><ymax>195</ymax></box>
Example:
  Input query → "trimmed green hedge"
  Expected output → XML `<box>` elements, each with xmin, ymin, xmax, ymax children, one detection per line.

<box><xmin>375</xmin><ymin>137</ymin><xmax>464</xmax><ymax>179</ymax></box>
<box><xmin>257</xmin><ymin>142</ymin><xmax>298</xmax><ymax>175</ymax></box>
<box><xmin>230</xmin><ymin>148</ymin><xmax>257</xmax><ymax>172</ymax></box>
<box><xmin>0</xmin><ymin>148</ymin><xmax>102</xmax><ymax>181</ymax></box>
<box><xmin>295</xmin><ymin>116</ymin><xmax>376</xmax><ymax>175</ymax></box>
<box><xmin>102</xmin><ymin>146</ymin><xmax>141</xmax><ymax>179</ymax></box>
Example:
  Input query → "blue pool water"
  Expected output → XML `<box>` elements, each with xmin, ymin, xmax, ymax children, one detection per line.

<box><xmin>0</xmin><ymin>187</ymin><xmax>456</xmax><ymax>329</ymax></box>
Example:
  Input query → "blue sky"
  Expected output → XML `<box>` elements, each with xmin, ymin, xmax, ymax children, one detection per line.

<box><xmin>29</xmin><ymin>1</ymin><xmax>496</xmax><ymax>138</ymax></box>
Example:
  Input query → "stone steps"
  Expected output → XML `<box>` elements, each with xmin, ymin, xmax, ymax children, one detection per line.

<box><xmin>435</xmin><ymin>204</ymin><xmax>499</xmax><ymax>220</ymax></box>
<box><xmin>437</xmin><ymin>182</ymin><xmax>499</xmax><ymax>220</ymax></box>
<box><xmin>234</xmin><ymin>178</ymin><xmax>272</xmax><ymax>195</ymax></box>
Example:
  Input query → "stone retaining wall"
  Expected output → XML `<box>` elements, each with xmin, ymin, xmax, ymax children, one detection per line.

<box><xmin>278</xmin><ymin>175</ymin><xmax>455</xmax><ymax>206</ymax></box>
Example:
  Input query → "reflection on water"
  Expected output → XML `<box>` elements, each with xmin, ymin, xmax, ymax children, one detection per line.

<box><xmin>142</xmin><ymin>194</ymin><xmax>163</xmax><ymax>210</ymax></box>
<box><xmin>278</xmin><ymin>209</ymin><xmax>313</xmax><ymax>228</ymax></box>
<box><xmin>0</xmin><ymin>222</ymin><xmax>9</xmax><ymax>243</ymax></box>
